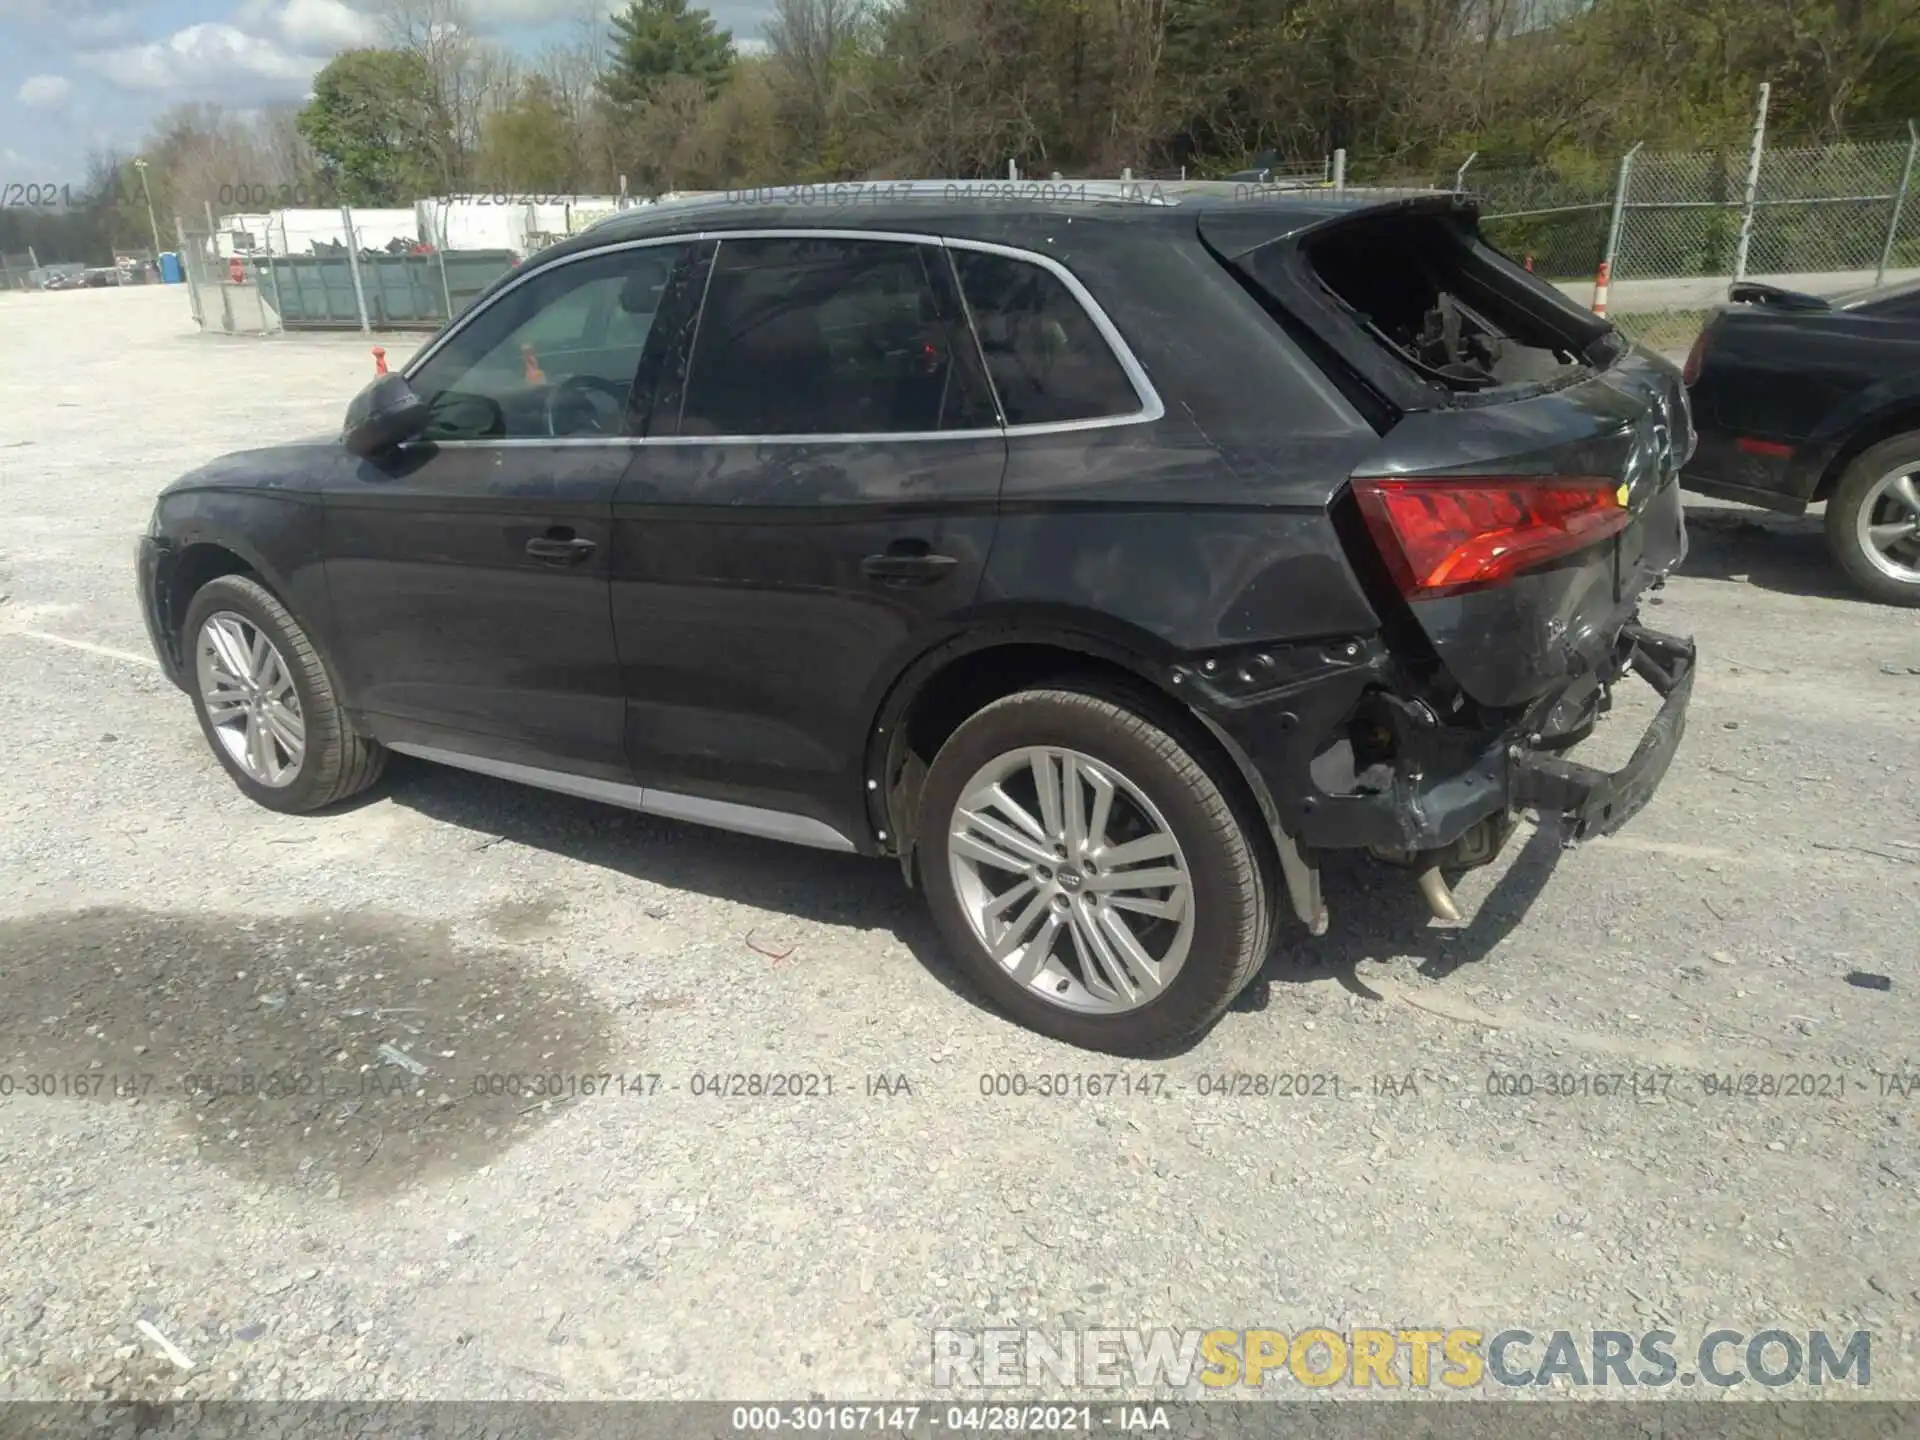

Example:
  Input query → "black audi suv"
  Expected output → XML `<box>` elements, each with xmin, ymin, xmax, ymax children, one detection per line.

<box><xmin>137</xmin><ymin>181</ymin><xmax>1697</xmax><ymax>1054</ymax></box>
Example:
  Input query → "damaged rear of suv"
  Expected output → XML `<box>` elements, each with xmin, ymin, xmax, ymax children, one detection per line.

<box><xmin>1168</xmin><ymin>193</ymin><xmax>1696</xmax><ymax>934</ymax></box>
<box><xmin>906</xmin><ymin>188</ymin><xmax>1696</xmax><ymax>1053</ymax></box>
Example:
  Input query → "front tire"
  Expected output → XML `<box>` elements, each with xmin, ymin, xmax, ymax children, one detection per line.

<box><xmin>181</xmin><ymin>574</ymin><xmax>386</xmax><ymax>813</ymax></box>
<box><xmin>1825</xmin><ymin>434</ymin><xmax>1920</xmax><ymax>607</ymax></box>
<box><xmin>918</xmin><ymin>686</ymin><xmax>1271</xmax><ymax>1055</ymax></box>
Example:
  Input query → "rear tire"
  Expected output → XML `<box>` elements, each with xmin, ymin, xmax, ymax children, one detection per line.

<box><xmin>181</xmin><ymin>575</ymin><xmax>386</xmax><ymax>813</ymax></box>
<box><xmin>1825</xmin><ymin>434</ymin><xmax>1920</xmax><ymax>608</ymax></box>
<box><xmin>918</xmin><ymin>686</ymin><xmax>1271</xmax><ymax>1056</ymax></box>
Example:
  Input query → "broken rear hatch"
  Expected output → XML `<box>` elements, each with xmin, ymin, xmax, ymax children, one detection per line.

<box><xmin>1200</xmin><ymin>195</ymin><xmax>1692</xmax><ymax>712</ymax></box>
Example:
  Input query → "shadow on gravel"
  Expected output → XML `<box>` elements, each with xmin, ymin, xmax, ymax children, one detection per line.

<box><xmin>386</xmin><ymin>754</ymin><xmax>955</xmax><ymax>971</ymax></box>
<box><xmin>0</xmin><ymin>908</ymin><xmax>616</xmax><ymax>1198</ymax></box>
<box><xmin>1677</xmin><ymin>504</ymin><xmax>1860</xmax><ymax>602</ymax></box>
<box><xmin>385</xmin><ymin>757</ymin><xmax>1564</xmax><ymax>1056</ymax></box>
<box><xmin>1233</xmin><ymin>819</ymin><xmax>1567</xmax><ymax>1015</ymax></box>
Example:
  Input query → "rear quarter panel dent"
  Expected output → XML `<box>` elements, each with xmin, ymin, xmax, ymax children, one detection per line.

<box><xmin>983</xmin><ymin>509</ymin><xmax>1379</xmax><ymax>651</ymax></box>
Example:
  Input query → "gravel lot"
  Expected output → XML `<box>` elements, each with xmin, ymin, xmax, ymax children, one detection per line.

<box><xmin>1</xmin><ymin>285</ymin><xmax>1918</xmax><ymax>1408</ymax></box>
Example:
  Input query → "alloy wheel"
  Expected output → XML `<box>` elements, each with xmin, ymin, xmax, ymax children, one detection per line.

<box><xmin>1858</xmin><ymin>467</ymin><xmax>1920</xmax><ymax>584</ymax></box>
<box><xmin>946</xmin><ymin>745</ymin><xmax>1195</xmax><ymax>1015</ymax></box>
<box><xmin>194</xmin><ymin>610</ymin><xmax>306</xmax><ymax>788</ymax></box>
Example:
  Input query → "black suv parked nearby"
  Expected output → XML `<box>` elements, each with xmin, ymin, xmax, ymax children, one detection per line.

<box><xmin>137</xmin><ymin>182</ymin><xmax>1697</xmax><ymax>1054</ymax></box>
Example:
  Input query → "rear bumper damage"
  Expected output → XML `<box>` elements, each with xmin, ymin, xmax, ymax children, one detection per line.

<box><xmin>1194</xmin><ymin>620</ymin><xmax>1696</xmax><ymax>932</ymax></box>
<box><xmin>1508</xmin><ymin>625</ymin><xmax>1695</xmax><ymax>844</ymax></box>
<box><xmin>1330</xmin><ymin>622</ymin><xmax>1697</xmax><ymax>859</ymax></box>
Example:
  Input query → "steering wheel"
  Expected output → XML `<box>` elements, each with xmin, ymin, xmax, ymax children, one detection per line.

<box><xmin>543</xmin><ymin>374</ymin><xmax>628</xmax><ymax>437</ymax></box>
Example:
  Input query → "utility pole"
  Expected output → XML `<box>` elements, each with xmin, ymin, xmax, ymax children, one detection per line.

<box><xmin>132</xmin><ymin>158</ymin><xmax>164</xmax><ymax>265</ymax></box>
<box><xmin>1877</xmin><ymin>119</ymin><xmax>1918</xmax><ymax>287</ymax></box>
<box><xmin>1732</xmin><ymin>81</ymin><xmax>1771</xmax><ymax>283</ymax></box>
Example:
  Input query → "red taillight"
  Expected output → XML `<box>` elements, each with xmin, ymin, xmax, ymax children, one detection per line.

<box><xmin>1681</xmin><ymin>324</ymin><xmax>1711</xmax><ymax>386</ymax></box>
<box><xmin>1352</xmin><ymin>476</ymin><xmax>1633</xmax><ymax>599</ymax></box>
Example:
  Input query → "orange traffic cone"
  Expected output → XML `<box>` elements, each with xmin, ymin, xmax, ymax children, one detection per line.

<box><xmin>1592</xmin><ymin>259</ymin><xmax>1612</xmax><ymax>317</ymax></box>
<box><xmin>1524</xmin><ymin>254</ymin><xmax>1534</xmax><ymax>272</ymax></box>
<box><xmin>522</xmin><ymin>344</ymin><xmax>545</xmax><ymax>385</ymax></box>
<box><xmin>372</xmin><ymin>347</ymin><xmax>388</xmax><ymax>376</ymax></box>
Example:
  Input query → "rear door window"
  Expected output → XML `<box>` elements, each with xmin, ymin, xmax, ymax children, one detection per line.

<box><xmin>676</xmin><ymin>236</ymin><xmax>998</xmax><ymax>437</ymax></box>
<box><xmin>950</xmin><ymin>249</ymin><xmax>1146</xmax><ymax>426</ymax></box>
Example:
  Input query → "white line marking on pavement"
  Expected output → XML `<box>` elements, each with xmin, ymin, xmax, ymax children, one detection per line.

<box><xmin>14</xmin><ymin>629</ymin><xmax>160</xmax><ymax>669</ymax></box>
<box><xmin>135</xmin><ymin>1318</ymin><xmax>196</xmax><ymax>1372</ymax></box>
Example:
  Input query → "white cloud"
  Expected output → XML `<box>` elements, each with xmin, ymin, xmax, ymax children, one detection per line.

<box><xmin>16</xmin><ymin>74</ymin><xmax>73</xmax><ymax>108</ymax></box>
<box><xmin>80</xmin><ymin>23</ymin><xmax>320</xmax><ymax>92</ymax></box>
<box><xmin>276</xmin><ymin>0</ymin><xmax>379</xmax><ymax>48</ymax></box>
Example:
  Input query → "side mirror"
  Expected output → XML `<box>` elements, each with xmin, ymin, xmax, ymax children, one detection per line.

<box><xmin>343</xmin><ymin>373</ymin><xmax>429</xmax><ymax>456</ymax></box>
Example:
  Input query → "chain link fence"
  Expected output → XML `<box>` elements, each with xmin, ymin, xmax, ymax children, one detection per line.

<box><xmin>1</xmin><ymin>247</ymin><xmax>161</xmax><ymax>292</ymax></box>
<box><xmin>0</xmin><ymin>250</ymin><xmax>36</xmax><ymax>291</ymax></box>
<box><xmin>150</xmin><ymin>127</ymin><xmax>1920</xmax><ymax>348</ymax></box>
<box><xmin>174</xmin><ymin>203</ymin><xmax>623</xmax><ymax>335</ymax></box>
<box><xmin>1334</xmin><ymin>118</ymin><xmax>1916</xmax><ymax>349</ymax></box>
<box><xmin>177</xmin><ymin>228</ymin><xmax>280</xmax><ymax>334</ymax></box>
<box><xmin>1598</xmin><ymin>131</ymin><xmax>1920</xmax><ymax>346</ymax></box>
<box><xmin>1464</xmin><ymin>163</ymin><xmax>1615</xmax><ymax>281</ymax></box>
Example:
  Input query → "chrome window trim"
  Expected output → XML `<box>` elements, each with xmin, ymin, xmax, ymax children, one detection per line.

<box><xmin>937</xmin><ymin>234</ymin><xmax>1164</xmax><ymax>433</ymax></box>
<box><xmin>400</xmin><ymin>226</ymin><xmax>1163</xmax><ymax>446</ymax></box>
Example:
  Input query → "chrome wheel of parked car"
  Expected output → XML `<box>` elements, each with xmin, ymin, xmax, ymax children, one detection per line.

<box><xmin>1857</xmin><ymin>467</ymin><xmax>1920</xmax><ymax>584</ymax></box>
<box><xmin>948</xmin><ymin>744</ymin><xmax>1197</xmax><ymax>1016</ymax></box>
<box><xmin>193</xmin><ymin>610</ymin><xmax>306</xmax><ymax>787</ymax></box>
<box><xmin>1828</xmin><ymin>434</ymin><xmax>1920</xmax><ymax>607</ymax></box>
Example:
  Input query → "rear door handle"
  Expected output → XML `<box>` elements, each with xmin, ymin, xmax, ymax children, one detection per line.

<box><xmin>862</xmin><ymin>546</ymin><xmax>960</xmax><ymax>585</ymax></box>
<box><xmin>526</xmin><ymin>534</ymin><xmax>597</xmax><ymax>563</ymax></box>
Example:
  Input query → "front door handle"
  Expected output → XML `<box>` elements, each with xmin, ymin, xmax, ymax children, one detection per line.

<box><xmin>862</xmin><ymin>542</ymin><xmax>959</xmax><ymax>586</ymax></box>
<box><xmin>526</xmin><ymin>533</ymin><xmax>596</xmax><ymax>563</ymax></box>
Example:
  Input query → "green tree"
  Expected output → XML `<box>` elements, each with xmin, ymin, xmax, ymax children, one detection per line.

<box><xmin>480</xmin><ymin>75</ymin><xmax>577</xmax><ymax>189</ymax></box>
<box><xmin>298</xmin><ymin>49</ymin><xmax>443</xmax><ymax>204</ymax></box>
<box><xmin>601</xmin><ymin>0</ymin><xmax>736</xmax><ymax>112</ymax></box>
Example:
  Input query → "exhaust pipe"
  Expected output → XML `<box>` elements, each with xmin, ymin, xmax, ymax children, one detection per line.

<box><xmin>1416</xmin><ymin>865</ymin><xmax>1462</xmax><ymax>923</ymax></box>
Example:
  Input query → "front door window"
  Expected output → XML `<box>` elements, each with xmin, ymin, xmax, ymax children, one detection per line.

<box><xmin>409</xmin><ymin>244</ymin><xmax>690</xmax><ymax>440</ymax></box>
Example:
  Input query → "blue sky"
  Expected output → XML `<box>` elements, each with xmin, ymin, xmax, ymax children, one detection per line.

<box><xmin>0</xmin><ymin>0</ymin><xmax>779</xmax><ymax>183</ymax></box>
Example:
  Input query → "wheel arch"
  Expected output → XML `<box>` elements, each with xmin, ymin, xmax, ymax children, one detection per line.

<box><xmin>1810</xmin><ymin>402</ymin><xmax>1920</xmax><ymax>503</ymax></box>
<box><xmin>861</xmin><ymin>620</ymin><xmax>1295</xmax><ymax>913</ymax></box>
<box><xmin>158</xmin><ymin>529</ymin><xmax>362</xmax><ymax>720</ymax></box>
<box><xmin>162</xmin><ymin>528</ymin><xmax>299</xmax><ymax>626</ymax></box>
<box><xmin>148</xmin><ymin>537</ymin><xmax>271</xmax><ymax>673</ymax></box>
